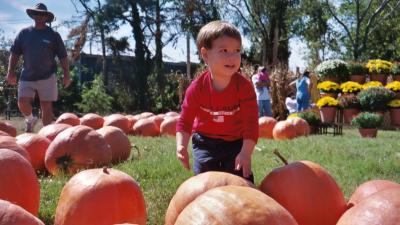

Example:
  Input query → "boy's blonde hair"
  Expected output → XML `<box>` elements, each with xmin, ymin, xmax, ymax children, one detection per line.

<box><xmin>196</xmin><ymin>20</ymin><xmax>242</xmax><ymax>51</ymax></box>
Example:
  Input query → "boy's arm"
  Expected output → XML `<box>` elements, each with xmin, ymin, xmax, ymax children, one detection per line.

<box><xmin>176</xmin><ymin>131</ymin><xmax>191</xmax><ymax>170</ymax></box>
<box><xmin>235</xmin><ymin>139</ymin><xmax>256</xmax><ymax>178</ymax></box>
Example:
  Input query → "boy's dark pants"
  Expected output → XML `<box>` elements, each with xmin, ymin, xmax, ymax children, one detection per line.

<box><xmin>191</xmin><ymin>132</ymin><xmax>254</xmax><ymax>183</ymax></box>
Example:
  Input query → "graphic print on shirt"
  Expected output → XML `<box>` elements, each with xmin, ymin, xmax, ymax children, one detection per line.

<box><xmin>200</xmin><ymin>104</ymin><xmax>240</xmax><ymax>123</ymax></box>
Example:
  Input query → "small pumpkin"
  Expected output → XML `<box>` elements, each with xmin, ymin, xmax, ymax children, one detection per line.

<box><xmin>148</xmin><ymin>114</ymin><xmax>165</xmax><ymax>128</ymax></box>
<box><xmin>55</xmin><ymin>113</ymin><xmax>80</xmax><ymax>126</ymax></box>
<box><xmin>103</xmin><ymin>114</ymin><xmax>130</xmax><ymax>134</ymax></box>
<box><xmin>165</xmin><ymin>111</ymin><xmax>179</xmax><ymax>117</ymax></box>
<box><xmin>160</xmin><ymin>116</ymin><xmax>179</xmax><ymax>136</ymax></box>
<box><xmin>0</xmin><ymin>149</ymin><xmax>40</xmax><ymax>216</ymax></box>
<box><xmin>16</xmin><ymin>133</ymin><xmax>51</xmax><ymax>172</ymax></box>
<box><xmin>0</xmin><ymin>120</ymin><xmax>17</xmax><ymax>137</ymax></box>
<box><xmin>80</xmin><ymin>113</ymin><xmax>104</xmax><ymax>129</ymax></box>
<box><xmin>258</xmin><ymin>116</ymin><xmax>277</xmax><ymax>139</ymax></box>
<box><xmin>133</xmin><ymin>118</ymin><xmax>160</xmax><ymax>137</ymax></box>
<box><xmin>38</xmin><ymin>123</ymin><xmax>72</xmax><ymax>141</ymax></box>
<box><xmin>0</xmin><ymin>199</ymin><xmax>44</xmax><ymax>225</ymax></box>
<box><xmin>97</xmin><ymin>126</ymin><xmax>131</xmax><ymax>163</ymax></box>
<box><xmin>272</xmin><ymin>120</ymin><xmax>297</xmax><ymax>140</ymax></box>
<box><xmin>45</xmin><ymin>125</ymin><xmax>112</xmax><ymax>175</ymax></box>
<box><xmin>175</xmin><ymin>185</ymin><xmax>299</xmax><ymax>225</ymax></box>
<box><xmin>54</xmin><ymin>167</ymin><xmax>147</xmax><ymax>225</ymax></box>
<box><xmin>287</xmin><ymin>117</ymin><xmax>310</xmax><ymax>136</ymax></box>
<box><xmin>165</xmin><ymin>171</ymin><xmax>254</xmax><ymax>225</ymax></box>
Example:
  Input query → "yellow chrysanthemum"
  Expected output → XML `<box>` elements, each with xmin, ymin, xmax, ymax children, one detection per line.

<box><xmin>316</xmin><ymin>96</ymin><xmax>339</xmax><ymax>108</ymax></box>
<box><xmin>366</xmin><ymin>59</ymin><xmax>393</xmax><ymax>74</ymax></box>
<box><xmin>340</xmin><ymin>81</ymin><xmax>362</xmax><ymax>93</ymax></box>
<box><xmin>287</xmin><ymin>113</ymin><xmax>298</xmax><ymax>118</ymax></box>
<box><xmin>385</xmin><ymin>81</ymin><xmax>400</xmax><ymax>92</ymax></box>
<box><xmin>317</xmin><ymin>81</ymin><xmax>340</xmax><ymax>92</ymax></box>
<box><xmin>362</xmin><ymin>81</ymin><xmax>383</xmax><ymax>89</ymax></box>
<box><xmin>388</xmin><ymin>99</ymin><xmax>400</xmax><ymax>108</ymax></box>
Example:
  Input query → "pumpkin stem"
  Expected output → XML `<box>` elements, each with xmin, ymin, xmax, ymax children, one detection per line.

<box><xmin>273</xmin><ymin>149</ymin><xmax>288</xmax><ymax>165</ymax></box>
<box><xmin>103</xmin><ymin>166</ymin><xmax>109</xmax><ymax>174</ymax></box>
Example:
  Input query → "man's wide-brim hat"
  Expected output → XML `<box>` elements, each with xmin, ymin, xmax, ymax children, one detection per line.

<box><xmin>26</xmin><ymin>3</ymin><xmax>54</xmax><ymax>23</ymax></box>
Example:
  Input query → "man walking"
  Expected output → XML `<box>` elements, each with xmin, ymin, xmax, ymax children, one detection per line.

<box><xmin>6</xmin><ymin>3</ymin><xmax>71</xmax><ymax>132</ymax></box>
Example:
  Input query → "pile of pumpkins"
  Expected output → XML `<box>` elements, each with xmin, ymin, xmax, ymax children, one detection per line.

<box><xmin>258</xmin><ymin>116</ymin><xmax>310</xmax><ymax>140</ymax></box>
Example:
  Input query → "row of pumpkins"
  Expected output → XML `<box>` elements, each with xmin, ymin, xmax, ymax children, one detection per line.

<box><xmin>1</xmin><ymin>145</ymin><xmax>399</xmax><ymax>225</ymax></box>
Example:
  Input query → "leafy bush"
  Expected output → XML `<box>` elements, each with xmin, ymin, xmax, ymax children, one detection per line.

<box><xmin>347</xmin><ymin>63</ymin><xmax>367</xmax><ymax>75</ymax></box>
<box><xmin>315</xmin><ymin>59</ymin><xmax>348</xmax><ymax>81</ymax></box>
<box><xmin>338</xmin><ymin>94</ymin><xmax>360</xmax><ymax>109</ymax></box>
<box><xmin>391</xmin><ymin>64</ymin><xmax>400</xmax><ymax>75</ymax></box>
<box><xmin>75</xmin><ymin>75</ymin><xmax>113</xmax><ymax>115</ymax></box>
<box><xmin>53</xmin><ymin>68</ymin><xmax>81</xmax><ymax>116</ymax></box>
<box><xmin>357</xmin><ymin>87</ymin><xmax>395</xmax><ymax>111</ymax></box>
<box><xmin>351</xmin><ymin>112</ymin><xmax>383</xmax><ymax>128</ymax></box>
<box><xmin>297</xmin><ymin>111</ymin><xmax>321</xmax><ymax>127</ymax></box>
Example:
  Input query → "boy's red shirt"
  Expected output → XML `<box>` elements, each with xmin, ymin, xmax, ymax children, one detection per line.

<box><xmin>176</xmin><ymin>70</ymin><xmax>259</xmax><ymax>143</ymax></box>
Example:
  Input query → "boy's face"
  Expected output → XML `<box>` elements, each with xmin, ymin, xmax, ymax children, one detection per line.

<box><xmin>201</xmin><ymin>35</ymin><xmax>241</xmax><ymax>79</ymax></box>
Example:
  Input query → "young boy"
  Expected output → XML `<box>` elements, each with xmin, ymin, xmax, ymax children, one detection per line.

<box><xmin>176</xmin><ymin>21</ymin><xmax>258</xmax><ymax>182</ymax></box>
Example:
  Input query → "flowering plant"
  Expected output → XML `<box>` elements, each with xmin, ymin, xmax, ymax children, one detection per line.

<box><xmin>338</xmin><ymin>94</ymin><xmax>360</xmax><ymax>109</ymax></box>
<box><xmin>366</xmin><ymin>59</ymin><xmax>393</xmax><ymax>75</ymax></box>
<box><xmin>317</xmin><ymin>81</ymin><xmax>340</xmax><ymax>93</ymax></box>
<box><xmin>362</xmin><ymin>81</ymin><xmax>383</xmax><ymax>90</ymax></box>
<box><xmin>388</xmin><ymin>99</ymin><xmax>400</xmax><ymax>108</ymax></box>
<box><xmin>316</xmin><ymin>96</ymin><xmax>339</xmax><ymax>108</ymax></box>
<box><xmin>351</xmin><ymin>112</ymin><xmax>383</xmax><ymax>129</ymax></box>
<box><xmin>315</xmin><ymin>59</ymin><xmax>348</xmax><ymax>81</ymax></box>
<box><xmin>357</xmin><ymin>87</ymin><xmax>395</xmax><ymax>111</ymax></box>
<box><xmin>340</xmin><ymin>81</ymin><xmax>363</xmax><ymax>93</ymax></box>
<box><xmin>347</xmin><ymin>63</ymin><xmax>367</xmax><ymax>75</ymax></box>
<box><xmin>385</xmin><ymin>81</ymin><xmax>400</xmax><ymax>92</ymax></box>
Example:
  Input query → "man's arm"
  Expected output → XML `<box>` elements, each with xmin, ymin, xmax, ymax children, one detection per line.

<box><xmin>59</xmin><ymin>57</ymin><xmax>71</xmax><ymax>87</ymax></box>
<box><xmin>6</xmin><ymin>53</ymin><xmax>20</xmax><ymax>85</ymax></box>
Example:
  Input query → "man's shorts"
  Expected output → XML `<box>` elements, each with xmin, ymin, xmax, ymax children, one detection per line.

<box><xmin>18</xmin><ymin>74</ymin><xmax>58</xmax><ymax>102</ymax></box>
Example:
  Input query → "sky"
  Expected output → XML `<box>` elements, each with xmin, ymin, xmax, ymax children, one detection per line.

<box><xmin>0</xmin><ymin>0</ymin><xmax>306</xmax><ymax>71</ymax></box>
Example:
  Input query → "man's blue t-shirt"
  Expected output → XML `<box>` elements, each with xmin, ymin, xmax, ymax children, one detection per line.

<box><xmin>10</xmin><ymin>26</ymin><xmax>67</xmax><ymax>81</ymax></box>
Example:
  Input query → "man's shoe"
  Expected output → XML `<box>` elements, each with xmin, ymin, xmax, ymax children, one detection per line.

<box><xmin>25</xmin><ymin>117</ymin><xmax>38</xmax><ymax>133</ymax></box>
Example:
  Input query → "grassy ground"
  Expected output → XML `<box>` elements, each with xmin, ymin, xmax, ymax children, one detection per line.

<box><xmin>2</xmin><ymin>117</ymin><xmax>400</xmax><ymax>225</ymax></box>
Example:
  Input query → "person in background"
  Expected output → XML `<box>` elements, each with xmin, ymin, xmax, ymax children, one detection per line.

<box><xmin>6</xmin><ymin>3</ymin><xmax>71</xmax><ymax>132</ymax></box>
<box><xmin>176</xmin><ymin>20</ymin><xmax>258</xmax><ymax>182</ymax></box>
<box><xmin>285</xmin><ymin>91</ymin><xmax>297</xmax><ymax>114</ymax></box>
<box><xmin>290</xmin><ymin>67</ymin><xmax>311</xmax><ymax>111</ymax></box>
<box><xmin>252</xmin><ymin>66</ymin><xmax>272</xmax><ymax>117</ymax></box>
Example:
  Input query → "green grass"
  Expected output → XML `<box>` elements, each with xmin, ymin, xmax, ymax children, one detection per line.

<box><xmin>37</xmin><ymin>129</ymin><xmax>400</xmax><ymax>225</ymax></box>
<box><xmin>2</xmin><ymin>117</ymin><xmax>400</xmax><ymax>225</ymax></box>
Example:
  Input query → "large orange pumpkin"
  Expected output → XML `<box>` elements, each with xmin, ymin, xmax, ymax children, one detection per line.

<box><xmin>0</xmin><ymin>199</ymin><xmax>44</xmax><ymax>225</ymax></box>
<box><xmin>139</xmin><ymin>112</ymin><xmax>155</xmax><ymax>119</ymax></box>
<box><xmin>125</xmin><ymin>115</ymin><xmax>139</xmax><ymax>134</ymax></box>
<box><xmin>55</xmin><ymin>112</ymin><xmax>80</xmax><ymax>126</ymax></box>
<box><xmin>0</xmin><ymin>136</ymin><xmax>31</xmax><ymax>162</ymax></box>
<box><xmin>0</xmin><ymin>149</ymin><xmax>40</xmax><ymax>216</ymax></box>
<box><xmin>287</xmin><ymin>117</ymin><xmax>310</xmax><ymax>136</ymax></box>
<box><xmin>259</xmin><ymin>160</ymin><xmax>347</xmax><ymax>225</ymax></box>
<box><xmin>258</xmin><ymin>116</ymin><xmax>277</xmax><ymax>139</ymax></box>
<box><xmin>348</xmin><ymin>179</ymin><xmax>400</xmax><ymax>207</ymax></box>
<box><xmin>337</xmin><ymin>187</ymin><xmax>400</xmax><ymax>225</ymax></box>
<box><xmin>0</xmin><ymin>130</ymin><xmax>11</xmax><ymax>137</ymax></box>
<box><xmin>80</xmin><ymin>113</ymin><xmax>104</xmax><ymax>129</ymax></box>
<box><xmin>38</xmin><ymin>123</ymin><xmax>72</xmax><ymax>141</ymax></box>
<box><xmin>160</xmin><ymin>116</ymin><xmax>178</xmax><ymax>136</ymax></box>
<box><xmin>103</xmin><ymin>114</ymin><xmax>130</xmax><ymax>134</ymax></box>
<box><xmin>148</xmin><ymin>114</ymin><xmax>165</xmax><ymax>128</ymax></box>
<box><xmin>165</xmin><ymin>171</ymin><xmax>254</xmax><ymax>225</ymax></box>
<box><xmin>97</xmin><ymin>126</ymin><xmax>131</xmax><ymax>163</ymax></box>
<box><xmin>54</xmin><ymin>167</ymin><xmax>147</xmax><ymax>225</ymax></box>
<box><xmin>175</xmin><ymin>185</ymin><xmax>299</xmax><ymax>225</ymax></box>
<box><xmin>0</xmin><ymin>121</ymin><xmax>17</xmax><ymax>137</ymax></box>
<box><xmin>16</xmin><ymin>133</ymin><xmax>51</xmax><ymax>172</ymax></box>
<box><xmin>165</xmin><ymin>111</ymin><xmax>179</xmax><ymax>117</ymax></box>
<box><xmin>272</xmin><ymin>120</ymin><xmax>297</xmax><ymax>140</ymax></box>
<box><xmin>45</xmin><ymin>125</ymin><xmax>112</xmax><ymax>175</ymax></box>
<box><xmin>133</xmin><ymin>118</ymin><xmax>160</xmax><ymax>137</ymax></box>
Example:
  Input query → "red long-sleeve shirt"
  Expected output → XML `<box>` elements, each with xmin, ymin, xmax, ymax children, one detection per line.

<box><xmin>176</xmin><ymin>70</ymin><xmax>259</xmax><ymax>143</ymax></box>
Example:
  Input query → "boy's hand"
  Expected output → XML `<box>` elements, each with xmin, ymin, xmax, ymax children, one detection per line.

<box><xmin>176</xmin><ymin>145</ymin><xmax>190</xmax><ymax>170</ymax></box>
<box><xmin>235</xmin><ymin>150</ymin><xmax>252</xmax><ymax>178</ymax></box>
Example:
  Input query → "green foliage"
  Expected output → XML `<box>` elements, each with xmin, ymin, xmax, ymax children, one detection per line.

<box><xmin>297</xmin><ymin>111</ymin><xmax>321</xmax><ymax>127</ymax></box>
<box><xmin>75</xmin><ymin>75</ymin><xmax>113</xmax><ymax>114</ymax></box>
<box><xmin>347</xmin><ymin>63</ymin><xmax>367</xmax><ymax>75</ymax></box>
<box><xmin>338</xmin><ymin>94</ymin><xmax>360</xmax><ymax>109</ymax></box>
<box><xmin>53</xmin><ymin>68</ymin><xmax>81</xmax><ymax>115</ymax></box>
<box><xmin>351</xmin><ymin>112</ymin><xmax>383</xmax><ymax>129</ymax></box>
<box><xmin>392</xmin><ymin>64</ymin><xmax>400</xmax><ymax>75</ymax></box>
<box><xmin>357</xmin><ymin>87</ymin><xmax>395</xmax><ymax>112</ymax></box>
<box><xmin>148</xmin><ymin>71</ymin><xmax>182</xmax><ymax>113</ymax></box>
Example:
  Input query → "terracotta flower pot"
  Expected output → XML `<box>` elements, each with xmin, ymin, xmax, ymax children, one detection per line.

<box><xmin>358</xmin><ymin>128</ymin><xmax>378</xmax><ymax>138</ymax></box>
<box><xmin>343</xmin><ymin>108</ymin><xmax>360</xmax><ymax>125</ymax></box>
<box><xmin>319</xmin><ymin>92</ymin><xmax>338</xmax><ymax>99</ymax></box>
<box><xmin>390</xmin><ymin>108</ymin><xmax>400</xmax><ymax>126</ymax></box>
<box><xmin>369</xmin><ymin>74</ymin><xmax>387</xmax><ymax>85</ymax></box>
<box><xmin>393</xmin><ymin>75</ymin><xmax>400</xmax><ymax>82</ymax></box>
<box><xmin>349</xmin><ymin>75</ymin><xmax>366</xmax><ymax>84</ymax></box>
<box><xmin>320</xmin><ymin>107</ymin><xmax>337</xmax><ymax>124</ymax></box>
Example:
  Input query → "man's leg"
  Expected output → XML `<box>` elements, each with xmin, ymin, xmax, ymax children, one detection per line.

<box><xmin>40</xmin><ymin>101</ymin><xmax>53</xmax><ymax>126</ymax></box>
<box><xmin>18</xmin><ymin>97</ymin><xmax>34</xmax><ymax>117</ymax></box>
